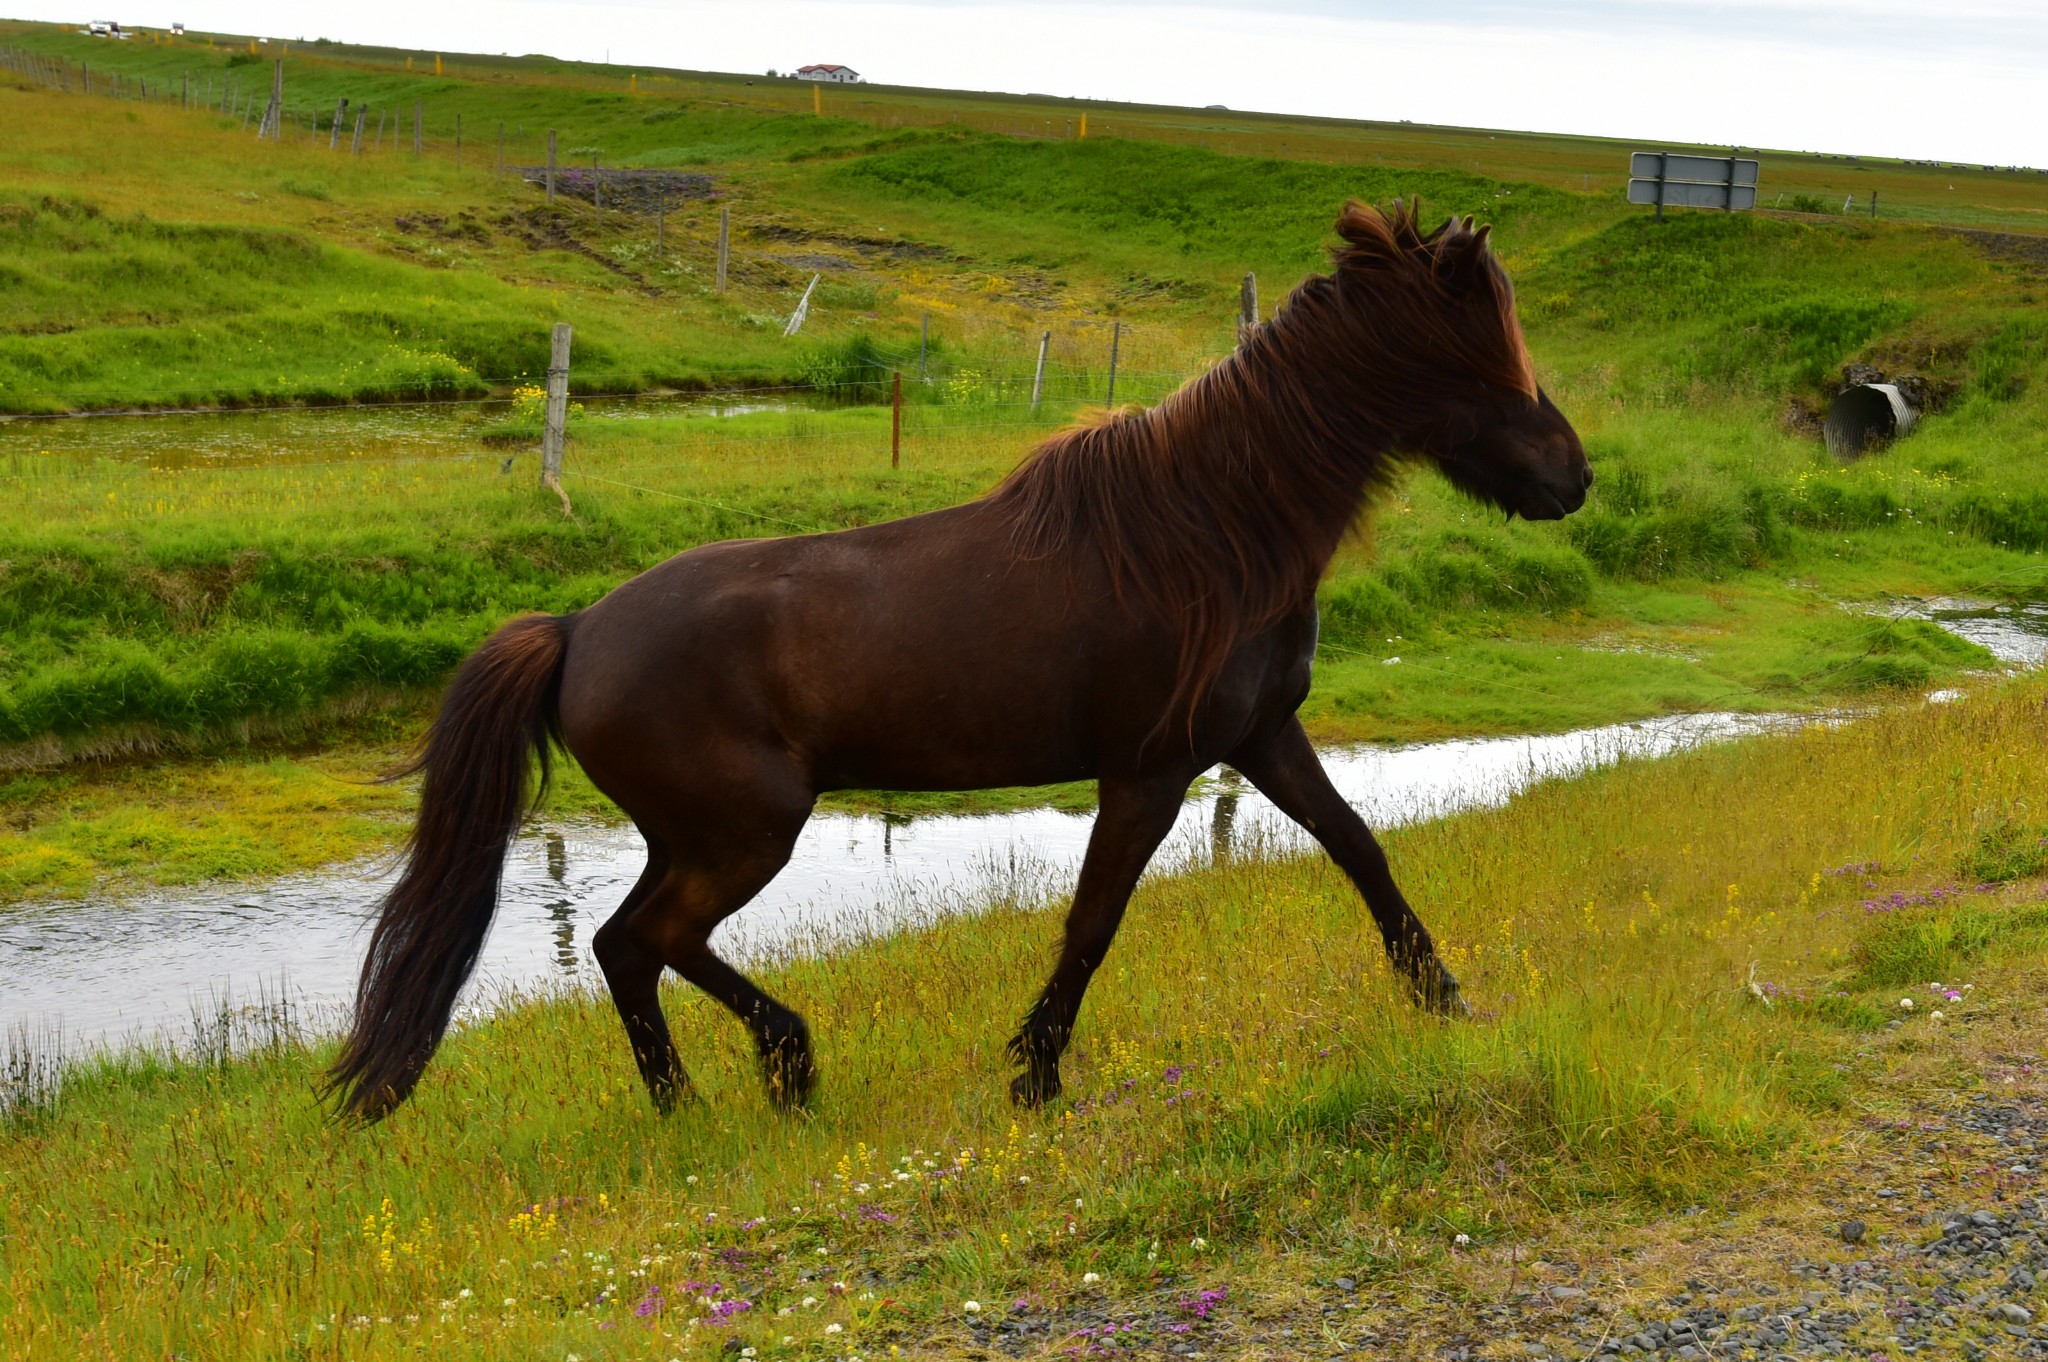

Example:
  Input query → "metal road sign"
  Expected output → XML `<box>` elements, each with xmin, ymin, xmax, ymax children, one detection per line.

<box><xmin>1627</xmin><ymin>150</ymin><xmax>1761</xmax><ymax>220</ymax></box>
<box><xmin>1629</xmin><ymin>152</ymin><xmax>1758</xmax><ymax>186</ymax></box>
<box><xmin>1626</xmin><ymin>179</ymin><xmax>1759</xmax><ymax>210</ymax></box>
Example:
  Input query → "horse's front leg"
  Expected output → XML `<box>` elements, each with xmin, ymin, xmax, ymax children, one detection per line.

<box><xmin>1229</xmin><ymin>717</ymin><xmax>1468</xmax><ymax>1015</ymax></box>
<box><xmin>1008</xmin><ymin>774</ymin><xmax>1189</xmax><ymax>1106</ymax></box>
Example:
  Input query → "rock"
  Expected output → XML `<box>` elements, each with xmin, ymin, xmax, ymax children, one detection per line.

<box><xmin>1840</xmin><ymin>1220</ymin><xmax>1866</xmax><ymax>1245</ymax></box>
<box><xmin>1334</xmin><ymin>1277</ymin><xmax>1356</xmax><ymax>1291</ymax></box>
<box><xmin>1993</xmin><ymin>1302</ymin><xmax>2033</xmax><ymax>1324</ymax></box>
<box><xmin>1973</xmin><ymin>1210</ymin><xmax>2002</xmax><ymax>1228</ymax></box>
<box><xmin>1551</xmin><ymin>1286</ymin><xmax>1587</xmax><ymax>1300</ymax></box>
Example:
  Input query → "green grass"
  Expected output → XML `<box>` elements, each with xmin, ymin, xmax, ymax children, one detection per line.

<box><xmin>4</xmin><ymin>675</ymin><xmax>2044</xmax><ymax>1359</ymax></box>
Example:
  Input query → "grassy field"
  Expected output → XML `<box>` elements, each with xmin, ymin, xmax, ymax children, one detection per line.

<box><xmin>3</xmin><ymin>20</ymin><xmax>2048</xmax><ymax>1360</ymax></box>
<box><xmin>4</xmin><ymin>675</ymin><xmax>2045</xmax><ymax>1358</ymax></box>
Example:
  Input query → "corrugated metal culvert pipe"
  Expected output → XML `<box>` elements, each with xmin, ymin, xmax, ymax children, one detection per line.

<box><xmin>1824</xmin><ymin>382</ymin><xmax>1917</xmax><ymax>460</ymax></box>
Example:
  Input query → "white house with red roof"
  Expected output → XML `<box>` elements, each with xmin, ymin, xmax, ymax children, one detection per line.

<box><xmin>794</xmin><ymin>63</ymin><xmax>861</xmax><ymax>83</ymax></box>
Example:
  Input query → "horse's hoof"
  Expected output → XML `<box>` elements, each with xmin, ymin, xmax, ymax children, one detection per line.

<box><xmin>646</xmin><ymin>1069</ymin><xmax>701</xmax><ymax>1115</ymax></box>
<box><xmin>1009</xmin><ymin>1069</ymin><xmax>1061</xmax><ymax>1108</ymax></box>
<box><xmin>762</xmin><ymin>1049</ymin><xmax>816</xmax><ymax>1111</ymax></box>
<box><xmin>1412</xmin><ymin>962</ymin><xmax>1472</xmax><ymax>1018</ymax></box>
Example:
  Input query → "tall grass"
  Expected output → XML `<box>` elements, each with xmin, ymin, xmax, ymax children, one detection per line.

<box><xmin>4</xmin><ymin>678</ymin><xmax>2044</xmax><ymax>1357</ymax></box>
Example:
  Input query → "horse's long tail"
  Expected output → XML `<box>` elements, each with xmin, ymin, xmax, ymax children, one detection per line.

<box><xmin>328</xmin><ymin>613</ymin><xmax>572</xmax><ymax>1121</ymax></box>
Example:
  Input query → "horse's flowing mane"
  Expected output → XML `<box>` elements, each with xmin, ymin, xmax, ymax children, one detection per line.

<box><xmin>985</xmin><ymin>199</ymin><xmax>1535</xmax><ymax>731</ymax></box>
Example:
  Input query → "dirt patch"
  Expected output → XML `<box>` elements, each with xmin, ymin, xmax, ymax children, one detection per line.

<box><xmin>514</xmin><ymin>167</ymin><xmax>717</xmax><ymax>215</ymax></box>
<box><xmin>1947</xmin><ymin>227</ymin><xmax>2048</xmax><ymax>273</ymax></box>
<box><xmin>749</xmin><ymin>222</ymin><xmax>952</xmax><ymax>262</ymax></box>
<box><xmin>391</xmin><ymin>211</ymin><xmax>491</xmax><ymax>245</ymax></box>
<box><xmin>492</xmin><ymin>207</ymin><xmax>656</xmax><ymax>293</ymax></box>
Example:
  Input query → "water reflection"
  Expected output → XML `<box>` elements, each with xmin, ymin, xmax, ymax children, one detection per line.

<box><xmin>1210</xmin><ymin>768</ymin><xmax>1243</xmax><ymax>863</ymax></box>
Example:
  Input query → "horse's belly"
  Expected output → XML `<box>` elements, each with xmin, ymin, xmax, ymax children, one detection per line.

<box><xmin>806</xmin><ymin>684</ymin><xmax>1094</xmax><ymax>793</ymax></box>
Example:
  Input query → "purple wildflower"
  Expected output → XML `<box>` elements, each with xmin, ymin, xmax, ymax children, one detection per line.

<box><xmin>709</xmin><ymin>1298</ymin><xmax>753</xmax><ymax>1324</ymax></box>
<box><xmin>633</xmin><ymin>1286</ymin><xmax>663</xmax><ymax>1318</ymax></box>
<box><xmin>857</xmin><ymin>1203</ymin><xmax>898</xmax><ymax>1223</ymax></box>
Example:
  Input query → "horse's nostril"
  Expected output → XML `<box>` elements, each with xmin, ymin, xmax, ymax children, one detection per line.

<box><xmin>1580</xmin><ymin>464</ymin><xmax>1596</xmax><ymax>491</ymax></box>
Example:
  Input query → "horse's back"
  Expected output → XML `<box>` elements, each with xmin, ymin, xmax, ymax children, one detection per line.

<box><xmin>555</xmin><ymin>504</ymin><xmax>1144</xmax><ymax>802</ymax></box>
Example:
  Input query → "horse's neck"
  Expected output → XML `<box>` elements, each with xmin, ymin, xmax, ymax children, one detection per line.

<box><xmin>1179</xmin><ymin>333</ymin><xmax>1389</xmax><ymax>584</ymax></box>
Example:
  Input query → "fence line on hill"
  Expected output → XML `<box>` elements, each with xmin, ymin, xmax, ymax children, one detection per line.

<box><xmin>0</xmin><ymin>42</ymin><xmax>1282</xmax><ymax>496</ymax></box>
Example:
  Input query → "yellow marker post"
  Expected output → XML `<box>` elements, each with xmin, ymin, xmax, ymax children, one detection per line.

<box><xmin>1079</xmin><ymin>113</ymin><xmax>1088</xmax><ymax>138</ymax></box>
<box><xmin>406</xmin><ymin>55</ymin><xmax>413</xmax><ymax>70</ymax></box>
<box><xmin>813</xmin><ymin>83</ymin><xmax>821</xmax><ymax>115</ymax></box>
<box><xmin>435</xmin><ymin>54</ymin><xmax>443</xmax><ymax>76</ymax></box>
<box><xmin>629</xmin><ymin>73</ymin><xmax>637</xmax><ymax>93</ymax></box>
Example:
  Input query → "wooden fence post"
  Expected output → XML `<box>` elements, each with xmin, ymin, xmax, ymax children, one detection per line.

<box><xmin>1031</xmin><ymin>330</ymin><xmax>1050</xmax><ymax>409</ymax></box>
<box><xmin>546</xmin><ymin>130</ymin><xmax>557</xmax><ymax>204</ymax></box>
<box><xmin>1105</xmin><ymin>321</ymin><xmax>1121</xmax><ymax>408</ymax></box>
<box><xmin>891</xmin><ymin>371</ymin><xmax>902</xmax><ymax>469</ymax></box>
<box><xmin>351</xmin><ymin>105</ymin><xmax>366</xmax><ymax>155</ymax></box>
<box><xmin>715</xmin><ymin>205</ymin><xmax>730</xmax><ymax>292</ymax></box>
<box><xmin>329</xmin><ymin>98</ymin><xmax>346</xmax><ymax>149</ymax></box>
<box><xmin>1239</xmin><ymin>271</ymin><xmax>1257</xmax><ymax>340</ymax></box>
<box><xmin>540</xmin><ymin>323</ymin><xmax>573</xmax><ymax>513</ymax></box>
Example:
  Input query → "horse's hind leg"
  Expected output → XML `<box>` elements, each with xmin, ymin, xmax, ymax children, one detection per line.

<box><xmin>1009</xmin><ymin>774</ymin><xmax>1188</xmax><ymax>1107</ymax></box>
<box><xmin>1228</xmin><ymin>717</ymin><xmax>1467</xmax><ymax>1014</ymax></box>
<box><xmin>593</xmin><ymin>802</ymin><xmax>815</xmax><ymax>1111</ymax></box>
<box><xmin>673</xmin><ymin>945</ymin><xmax>815</xmax><ymax>1109</ymax></box>
<box><xmin>592</xmin><ymin>839</ymin><xmax>691</xmax><ymax>1110</ymax></box>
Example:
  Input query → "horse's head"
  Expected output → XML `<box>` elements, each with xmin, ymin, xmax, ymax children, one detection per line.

<box><xmin>1330</xmin><ymin>201</ymin><xmax>1590</xmax><ymax>520</ymax></box>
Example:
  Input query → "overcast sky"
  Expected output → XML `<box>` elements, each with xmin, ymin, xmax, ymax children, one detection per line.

<box><xmin>13</xmin><ymin>1</ymin><xmax>2045</xmax><ymax>165</ymax></box>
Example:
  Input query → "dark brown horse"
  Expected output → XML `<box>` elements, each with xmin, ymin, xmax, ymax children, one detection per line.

<box><xmin>331</xmin><ymin>199</ymin><xmax>1589</xmax><ymax>1121</ymax></box>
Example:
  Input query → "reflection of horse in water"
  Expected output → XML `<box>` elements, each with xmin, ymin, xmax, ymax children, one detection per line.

<box><xmin>331</xmin><ymin>201</ymin><xmax>1589</xmax><ymax>1122</ymax></box>
<box><xmin>542</xmin><ymin>832</ymin><xmax>577</xmax><ymax>975</ymax></box>
<box><xmin>1210</xmin><ymin>770</ymin><xmax>1243</xmax><ymax>863</ymax></box>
